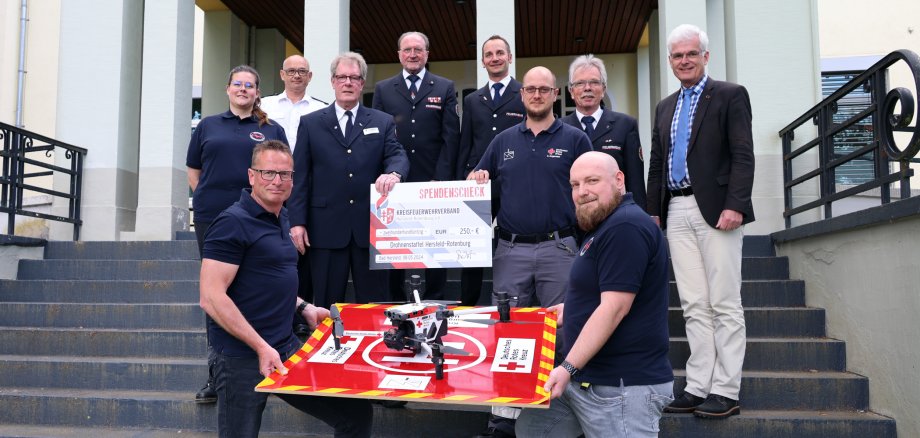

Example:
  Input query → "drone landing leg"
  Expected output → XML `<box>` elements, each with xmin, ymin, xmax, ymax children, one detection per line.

<box><xmin>431</xmin><ymin>344</ymin><xmax>445</xmax><ymax>380</ymax></box>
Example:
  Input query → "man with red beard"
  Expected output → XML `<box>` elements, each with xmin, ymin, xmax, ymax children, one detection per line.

<box><xmin>516</xmin><ymin>152</ymin><xmax>673</xmax><ymax>438</ymax></box>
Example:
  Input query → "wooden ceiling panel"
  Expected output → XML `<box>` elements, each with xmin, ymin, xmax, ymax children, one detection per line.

<box><xmin>214</xmin><ymin>0</ymin><xmax>656</xmax><ymax>64</ymax></box>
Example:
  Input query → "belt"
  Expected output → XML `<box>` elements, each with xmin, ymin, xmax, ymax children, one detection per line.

<box><xmin>669</xmin><ymin>186</ymin><xmax>694</xmax><ymax>197</ymax></box>
<box><xmin>496</xmin><ymin>227</ymin><xmax>575</xmax><ymax>244</ymax></box>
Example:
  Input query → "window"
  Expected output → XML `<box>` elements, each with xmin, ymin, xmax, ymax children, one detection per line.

<box><xmin>822</xmin><ymin>72</ymin><xmax>875</xmax><ymax>185</ymax></box>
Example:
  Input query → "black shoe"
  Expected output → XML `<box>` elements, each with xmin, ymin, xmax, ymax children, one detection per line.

<box><xmin>693</xmin><ymin>394</ymin><xmax>740</xmax><ymax>418</ymax></box>
<box><xmin>195</xmin><ymin>380</ymin><xmax>217</xmax><ymax>404</ymax></box>
<box><xmin>663</xmin><ymin>391</ymin><xmax>705</xmax><ymax>413</ymax></box>
<box><xmin>474</xmin><ymin>427</ymin><xmax>515</xmax><ymax>438</ymax></box>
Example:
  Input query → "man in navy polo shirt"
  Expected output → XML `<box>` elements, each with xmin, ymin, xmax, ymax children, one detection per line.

<box><xmin>200</xmin><ymin>140</ymin><xmax>372</xmax><ymax>438</ymax></box>
<box><xmin>515</xmin><ymin>152</ymin><xmax>673</xmax><ymax>438</ymax></box>
<box><xmin>468</xmin><ymin>66</ymin><xmax>592</xmax><ymax>309</ymax></box>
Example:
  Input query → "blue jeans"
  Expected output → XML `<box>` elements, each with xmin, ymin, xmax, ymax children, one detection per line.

<box><xmin>214</xmin><ymin>342</ymin><xmax>373</xmax><ymax>438</ymax></box>
<box><xmin>515</xmin><ymin>380</ymin><xmax>673</xmax><ymax>438</ymax></box>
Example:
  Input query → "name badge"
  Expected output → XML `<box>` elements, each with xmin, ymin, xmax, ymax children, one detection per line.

<box><xmin>363</xmin><ymin>127</ymin><xmax>380</xmax><ymax>135</ymax></box>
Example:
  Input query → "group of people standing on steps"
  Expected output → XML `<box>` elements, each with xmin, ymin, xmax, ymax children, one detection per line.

<box><xmin>185</xmin><ymin>23</ymin><xmax>753</xmax><ymax>438</ymax></box>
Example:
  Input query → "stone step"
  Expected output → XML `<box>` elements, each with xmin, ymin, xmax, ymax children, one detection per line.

<box><xmin>0</xmin><ymin>302</ymin><xmax>823</xmax><ymax>338</ymax></box>
<box><xmin>17</xmin><ymin>256</ymin><xmax>792</xmax><ymax>282</ymax></box>
<box><xmin>44</xmin><ymin>241</ymin><xmax>200</xmax><ymax>261</ymax></box>
<box><xmin>0</xmin><ymin>303</ymin><xmax>205</xmax><ymax>329</ymax></box>
<box><xmin>17</xmin><ymin>260</ymin><xmax>202</xmax><ymax>281</ymax></box>
<box><xmin>669</xmin><ymin>337</ymin><xmax>846</xmax><ymax>372</ymax></box>
<box><xmin>175</xmin><ymin>231</ymin><xmax>197</xmax><ymax>241</ymax></box>
<box><xmin>668</xmin><ymin>307</ymin><xmax>825</xmax><ymax>338</ymax></box>
<box><xmin>0</xmin><ymin>387</ymin><xmax>894</xmax><ymax>437</ymax></box>
<box><xmin>0</xmin><ymin>278</ymin><xmax>807</xmax><ymax>308</ymax></box>
<box><xmin>670</xmin><ymin>279</ymin><xmax>805</xmax><ymax>308</ymax></box>
<box><xmin>0</xmin><ymin>329</ymin><xmax>846</xmax><ymax>371</ymax></box>
<box><xmin>0</xmin><ymin>354</ymin><xmax>866</xmax><ymax>411</ymax></box>
<box><xmin>0</xmin><ymin>388</ymin><xmax>488</xmax><ymax>436</ymax></box>
<box><xmin>0</xmin><ymin>280</ymin><xmax>199</xmax><ymax>303</ymax></box>
<box><xmin>660</xmin><ymin>410</ymin><xmax>895</xmax><ymax>437</ymax></box>
<box><xmin>0</xmin><ymin>425</ymin><xmax>309</xmax><ymax>438</ymax></box>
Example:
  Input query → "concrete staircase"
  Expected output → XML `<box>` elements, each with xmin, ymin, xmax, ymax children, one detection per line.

<box><xmin>0</xmin><ymin>235</ymin><xmax>897</xmax><ymax>437</ymax></box>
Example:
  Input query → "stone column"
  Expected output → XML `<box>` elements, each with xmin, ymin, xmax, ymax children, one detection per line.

<box><xmin>125</xmin><ymin>0</ymin><xmax>195</xmax><ymax>241</ymax></box>
<box><xmin>53</xmin><ymin>0</ymin><xmax>144</xmax><ymax>240</ymax></box>
<box><xmin>254</xmin><ymin>28</ymin><xmax>287</xmax><ymax>96</ymax></box>
<box><xmin>475</xmin><ymin>0</ymin><xmax>516</xmax><ymax>87</ymax></box>
<box><xmin>201</xmin><ymin>9</ymin><xmax>247</xmax><ymax>117</ymax></box>
<box><xmin>303</xmin><ymin>0</ymin><xmax>349</xmax><ymax>105</ymax></box>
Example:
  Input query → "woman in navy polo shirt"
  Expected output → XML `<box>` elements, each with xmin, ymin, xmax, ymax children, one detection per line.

<box><xmin>185</xmin><ymin>64</ymin><xmax>286</xmax><ymax>403</ymax></box>
<box><xmin>187</xmin><ymin>65</ymin><xmax>287</xmax><ymax>254</ymax></box>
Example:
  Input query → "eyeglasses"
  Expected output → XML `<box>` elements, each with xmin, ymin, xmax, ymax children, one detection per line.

<box><xmin>570</xmin><ymin>80</ymin><xmax>604</xmax><ymax>89</ymax></box>
<box><xmin>333</xmin><ymin>74</ymin><xmax>364</xmax><ymax>83</ymax></box>
<box><xmin>230</xmin><ymin>80</ymin><xmax>256</xmax><ymax>90</ymax></box>
<box><xmin>670</xmin><ymin>51</ymin><xmax>702</xmax><ymax>61</ymax></box>
<box><xmin>251</xmin><ymin>168</ymin><xmax>294</xmax><ymax>181</ymax></box>
<box><xmin>521</xmin><ymin>86</ymin><xmax>556</xmax><ymax>96</ymax></box>
<box><xmin>399</xmin><ymin>47</ymin><xmax>426</xmax><ymax>55</ymax></box>
<box><xmin>284</xmin><ymin>69</ymin><xmax>310</xmax><ymax>77</ymax></box>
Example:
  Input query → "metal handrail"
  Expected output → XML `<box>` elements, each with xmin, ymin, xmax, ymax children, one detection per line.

<box><xmin>778</xmin><ymin>49</ymin><xmax>920</xmax><ymax>228</ymax></box>
<box><xmin>0</xmin><ymin>121</ymin><xmax>87</xmax><ymax>240</ymax></box>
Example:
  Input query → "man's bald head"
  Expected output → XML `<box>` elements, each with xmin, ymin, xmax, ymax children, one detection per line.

<box><xmin>571</xmin><ymin>152</ymin><xmax>626</xmax><ymax>231</ymax></box>
<box><xmin>279</xmin><ymin>55</ymin><xmax>311</xmax><ymax>97</ymax></box>
<box><xmin>522</xmin><ymin>66</ymin><xmax>557</xmax><ymax>88</ymax></box>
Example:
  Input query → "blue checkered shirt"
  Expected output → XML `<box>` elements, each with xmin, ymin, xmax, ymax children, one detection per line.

<box><xmin>668</xmin><ymin>75</ymin><xmax>708</xmax><ymax>190</ymax></box>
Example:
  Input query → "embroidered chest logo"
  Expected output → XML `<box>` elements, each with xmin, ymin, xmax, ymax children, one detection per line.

<box><xmin>503</xmin><ymin>149</ymin><xmax>515</xmax><ymax>161</ymax></box>
<box><xmin>546</xmin><ymin>147</ymin><xmax>568</xmax><ymax>158</ymax></box>
<box><xmin>249</xmin><ymin>132</ymin><xmax>265</xmax><ymax>142</ymax></box>
<box><xmin>580</xmin><ymin>236</ymin><xmax>595</xmax><ymax>256</ymax></box>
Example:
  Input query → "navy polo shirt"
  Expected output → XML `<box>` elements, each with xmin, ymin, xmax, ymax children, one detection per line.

<box><xmin>202</xmin><ymin>189</ymin><xmax>299</xmax><ymax>357</ymax></box>
<box><xmin>186</xmin><ymin>111</ymin><xmax>287</xmax><ymax>223</ymax></box>
<box><xmin>475</xmin><ymin>118</ymin><xmax>592</xmax><ymax>235</ymax></box>
<box><xmin>563</xmin><ymin>194</ymin><xmax>673</xmax><ymax>386</ymax></box>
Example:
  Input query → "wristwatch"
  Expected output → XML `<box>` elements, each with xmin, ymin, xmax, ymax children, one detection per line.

<box><xmin>296</xmin><ymin>301</ymin><xmax>308</xmax><ymax>314</ymax></box>
<box><xmin>389</xmin><ymin>171</ymin><xmax>402</xmax><ymax>181</ymax></box>
<box><xmin>560</xmin><ymin>360</ymin><xmax>580</xmax><ymax>377</ymax></box>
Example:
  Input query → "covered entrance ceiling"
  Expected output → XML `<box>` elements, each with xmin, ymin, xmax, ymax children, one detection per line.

<box><xmin>210</xmin><ymin>0</ymin><xmax>657</xmax><ymax>64</ymax></box>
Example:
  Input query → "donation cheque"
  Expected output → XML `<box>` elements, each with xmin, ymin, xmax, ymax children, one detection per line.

<box><xmin>369</xmin><ymin>180</ymin><xmax>492</xmax><ymax>269</ymax></box>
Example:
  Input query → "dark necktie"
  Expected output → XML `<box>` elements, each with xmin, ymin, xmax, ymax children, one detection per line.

<box><xmin>581</xmin><ymin>115</ymin><xmax>595</xmax><ymax>138</ymax></box>
<box><xmin>671</xmin><ymin>90</ymin><xmax>693</xmax><ymax>183</ymax></box>
<box><xmin>343</xmin><ymin>110</ymin><xmax>353</xmax><ymax>139</ymax></box>
<box><xmin>492</xmin><ymin>83</ymin><xmax>504</xmax><ymax>108</ymax></box>
<box><xmin>408</xmin><ymin>74</ymin><xmax>419</xmax><ymax>100</ymax></box>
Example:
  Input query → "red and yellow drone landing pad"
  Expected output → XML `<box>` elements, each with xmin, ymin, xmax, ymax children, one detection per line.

<box><xmin>256</xmin><ymin>303</ymin><xmax>557</xmax><ymax>408</ymax></box>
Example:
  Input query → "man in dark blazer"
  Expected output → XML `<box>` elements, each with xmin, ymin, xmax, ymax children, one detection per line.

<box><xmin>456</xmin><ymin>35</ymin><xmax>525</xmax><ymax>307</ymax></box>
<box><xmin>373</xmin><ymin>31</ymin><xmax>460</xmax><ymax>301</ymax></box>
<box><xmin>647</xmin><ymin>24</ymin><xmax>754</xmax><ymax>419</ymax></box>
<box><xmin>289</xmin><ymin>52</ymin><xmax>409</xmax><ymax>309</ymax></box>
<box><xmin>562</xmin><ymin>54</ymin><xmax>646</xmax><ymax>211</ymax></box>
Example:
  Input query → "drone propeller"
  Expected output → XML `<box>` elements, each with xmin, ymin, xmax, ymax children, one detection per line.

<box><xmin>435</xmin><ymin>343</ymin><xmax>471</xmax><ymax>356</ymax></box>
